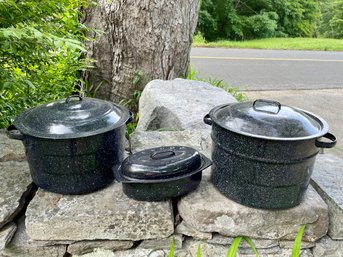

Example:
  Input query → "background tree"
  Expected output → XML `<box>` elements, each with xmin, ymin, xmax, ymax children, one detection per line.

<box><xmin>81</xmin><ymin>0</ymin><xmax>200</xmax><ymax>103</ymax></box>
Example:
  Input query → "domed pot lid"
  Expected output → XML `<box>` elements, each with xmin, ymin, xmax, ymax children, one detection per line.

<box><xmin>13</xmin><ymin>95</ymin><xmax>131</xmax><ymax>139</ymax></box>
<box><xmin>119</xmin><ymin>146</ymin><xmax>211</xmax><ymax>181</ymax></box>
<box><xmin>208</xmin><ymin>99</ymin><xmax>329</xmax><ymax>140</ymax></box>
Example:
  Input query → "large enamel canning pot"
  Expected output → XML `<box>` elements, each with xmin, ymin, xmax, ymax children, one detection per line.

<box><xmin>204</xmin><ymin>99</ymin><xmax>337</xmax><ymax>209</ymax></box>
<box><xmin>7</xmin><ymin>95</ymin><xmax>132</xmax><ymax>195</ymax></box>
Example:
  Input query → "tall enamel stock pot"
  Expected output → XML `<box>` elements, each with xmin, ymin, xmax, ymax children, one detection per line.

<box><xmin>204</xmin><ymin>99</ymin><xmax>336</xmax><ymax>209</ymax></box>
<box><xmin>7</xmin><ymin>95</ymin><xmax>131</xmax><ymax>195</ymax></box>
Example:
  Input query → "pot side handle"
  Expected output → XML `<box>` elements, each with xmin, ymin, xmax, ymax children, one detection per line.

<box><xmin>126</xmin><ymin>111</ymin><xmax>134</xmax><ymax>124</ymax></box>
<box><xmin>315</xmin><ymin>132</ymin><xmax>337</xmax><ymax>148</ymax></box>
<box><xmin>6</xmin><ymin>125</ymin><xmax>24</xmax><ymax>141</ymax></box>
<box><xmin>203</xmin><ymin>114</ymin><xmax>213</xmax><ymax>126</ymax></box>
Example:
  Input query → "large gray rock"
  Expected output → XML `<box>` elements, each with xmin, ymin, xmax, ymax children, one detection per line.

<box><xmin>0</xmin><ymin>131</ymin><xmax>26</xmax><ymax>162</ymax></box>
<box><xmin>312</xmin><ymin>236</ymin><xmax>343</xmax><ymax>257</ymax></box>
<box><xmin>26</xmin><ymin>183</ymin><xmax>174</xmax><ymax>241</ymax></box>
<box><xmin>0</xmin><ymin>223</ymin><xmax>16</xmax><ymax>250</ymax></box>
<box><xmin>178</xmin><ymin>176</ymin><xmax>328</xmax><ymax>242</ymax></box>
<box><xmin>0</xmin><ymin>217</ymin><xmax>66</xmax><ymax>257</ymax></box>
<box><xmin>311</xmin><ymin>154</ymin><xmax>343</xmax><ymax>239</ymax></box>
<box><xmin>67</xmin><ymin>240</ymin><xmax>134</xmax><ymax>255</ymax></box>
<box><xmin>136</xmin><ymin>79</ymin><xmax>236</xmax><ymax>131</ymax></box>
<box><xmin>0</xmin><ymin>161</ymin><xmax>32</xmax><ymax>229</ymax></box>
<box><xmin>130</xmin><ymin>129</ymin><xmax>212</xmax><ymax>158</ymax></box>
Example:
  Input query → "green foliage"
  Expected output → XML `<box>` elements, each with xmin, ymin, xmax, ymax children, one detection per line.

<box><xmin>226</xmin><ymin>236</ymin><xmax>260</xmax><ymax>257</ymax></box>
<box><xmin>318</xmin><ymin>0</ymin><xmax>343</xmax><ymax>38</ymax></box>
<box><xmin>168</xmin><ymin>239</ymin><xmax>175</xmax><ymax>257</ymax></box>
<box><xmin>226</xmin><ymin>237</ymin><xmax>243</xmax><ymax>257</ymax></box>
<box><xmin>166</xmin><ymin>225</ymin><xmax>306</xmax><ymax>257</ymax></box>
<box><xmin>187</xmin><ymin>67</ymin><xmax>246</xmax><ymax>102</ymax></box>
<box><xmin>0</xmin><ymin>0</ymin><xmax>92</xmax><ymax>128</ymax></box>
<box><xmin>119</xmin><ymin>70</ymin><xmax>151</xmax><ymax>137</ymax></box>
<box><xmin>292</xmin><ymin>225</ymin><xmax>306</xmax><ymax>257</ymax></box>
<box><xmin>196</xmin><ymin>0</ymin><xmax>320</xmax><ymax>41</ymax></box>
<box><xmin>197</xmin><ymin>244</ymin><xmax>201</xmax><ymax>257</ymax></box>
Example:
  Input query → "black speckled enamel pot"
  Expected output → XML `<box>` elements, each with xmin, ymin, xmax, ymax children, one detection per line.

<box><xmin>115</xmin><ymin>146</ymin><xmax>212</xmax><ymax>201</ymax></box>
<box><xmin>7</xmin><ymin>95</ymin><xmax>131</xmax><ymax>195</ymax></box>
<box><xmin>204</xmin><ymin>99</ymin><xmax>337</xmax><ymax>209</ymax></box>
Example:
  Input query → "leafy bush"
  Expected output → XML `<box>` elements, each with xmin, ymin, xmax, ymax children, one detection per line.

<box><xmin>0</xmin><ymin>0</ymin><xmax>92</xmax><ymax>128</ymax></box>
<box><xmin>317</xmin><ymin>0</ymin><xmax>343</xmax><ymax>38</ymax></box>
<box><xmin>196</xmin><ymin>0</ymin><xmax>320</xmax><ymax>41</ymax></box>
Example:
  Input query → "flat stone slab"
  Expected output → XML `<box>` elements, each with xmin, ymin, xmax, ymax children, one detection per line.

<box><xmin>0</xmin><ymin>130</ymin><xmax>26</xmax><ymax>162</ymax></box>
<box><xmin>185</xmin><ymin>239</ymin><xmax>314</xmax><ymax>257</ymax></box>
<box><xmin>26</xmin><ymin>182</ymin><xmax>174</xmax><ymax>241</ymax></box>
<box><xmin>130</xmin><ymin>129</ymin><xmax>212</xmax><ymax>158</ymax></box>
<box><xmin>67</xmin><ymin>240</ymin><xmax>134</xmax><ymax>255</ymax></box>
<box><xmin>178</xmin><ymin>176</ymin><xmax>328</xmax><ymax>242</ymax></box>
<box><xmin>0</xmin><ymin>161</ymin><xmax>32</xmax><ymax>229</ymax></box>
<box><xmin>139</xmin><ymin>234</ymin><xmax>183</xmax><ymax>249</ymax></box>
<box><xmin>176</xmin><ymin>221</ymin><xmax>212</xmax><ymax>240</ymax></box>
<box><xmin>74</xmin><ymin>248</ymin><xmax>176</xmax><ymax>257</ymax></box>
<box><xmin>207</xmin><ymin>234</ymin><xmax>278</xmax><ymax>249</ymax></box>
<box><xmin>136</xmin><ymin>78</ymin><xmax>236</xmax><ymax>131</ymax></box>
<box><xmin>311</xmin><ymin>154</ymin><xmax>343</xmax><ymax>239</ymax></box>
<box><xmin>0</xmin><ymin>217</ymin><xmax>66</xmax><ymax>257</ymax></box>
<box><xmin>0</xmin><ymin>223</ymin><xmax>16</xmax><ymax>250</ymax></box>
<box><xmin>312</xmin><ymin>236</ymin><xmax>343</xmax><ymax>257</ymax></box>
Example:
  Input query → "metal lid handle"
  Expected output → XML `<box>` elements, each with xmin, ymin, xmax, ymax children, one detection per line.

<box><xmin>150</xmin><ymin>150</ymin><xmax>176</xmax><ymax>160</ymax></box>
<box><xmin>253</xmin><ymin>99</ymin><xmax>281</xmax><ymax>114</ymax></box>
<box><xmin>65</xmin><ymin>94</ymin><xmax>83</xmax><ymax>104</ymax></box>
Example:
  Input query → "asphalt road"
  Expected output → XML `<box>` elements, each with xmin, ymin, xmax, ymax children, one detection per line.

<box><xmin>190</xmin><ymin>47</ymin><xmax>343</xmax><ymax>91</ymax></box>
<box><xmin>190</xmin><ymin>47</ymin><xmax>343</xmax><ymax>156</ymax></box>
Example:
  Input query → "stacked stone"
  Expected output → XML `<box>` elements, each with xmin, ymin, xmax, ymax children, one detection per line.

<box><xmin>0</xmin><ymin>79</ymin><xmax>342</xmax><ymax>257</ymax></box>
<box><xmin>129</xmin><ymin>79</ymin><xmax>343</xmax><ymax>257</ymax></box>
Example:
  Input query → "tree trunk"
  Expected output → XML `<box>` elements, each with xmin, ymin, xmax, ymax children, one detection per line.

<box><xmin>82</xmin><ymin>0</ymin><xmax>200</xmax><ymax>103</ymax></box>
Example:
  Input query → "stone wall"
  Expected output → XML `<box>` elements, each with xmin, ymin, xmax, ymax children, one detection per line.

<box><xmin>0</xmin><ymin>78</ymin><xmax>342</xmax><ymax>257</ymax></box>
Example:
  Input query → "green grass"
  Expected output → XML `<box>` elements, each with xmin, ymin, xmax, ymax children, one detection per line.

<box><xmin>164</xmin><ymin>225</ymin><xmax>307</xmax><ymax>257</ymax></box>
<box><xmin>187</xmin><ymin>67</ymin><xmax>246</xmax><ymax>102</ymax></box>
<box><xmin>192</xmin><ymin>34</ymin><xmax>343</xmax><ymax>51</ymax></box>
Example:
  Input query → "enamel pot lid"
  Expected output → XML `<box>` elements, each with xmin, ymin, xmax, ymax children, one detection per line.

<box><xmin>13</xmin><ymin>95</ymin><xmax>131</xmax><ymax>139</ymax></box>
<box><xmin>205</xmin><ymin>99</ymin><xmax>330</xmax><ymax>140</ymax></box>
<box><xmin>118</xmin><ymin>146</ymin><xmax>211</xmax><ymax>181</ymax></box>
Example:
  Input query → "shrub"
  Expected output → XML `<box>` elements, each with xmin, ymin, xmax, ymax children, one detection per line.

<box><xmin>0</xmin><ymin>0</ymin><xmax>92</xmax><ymax>128</ymax></box>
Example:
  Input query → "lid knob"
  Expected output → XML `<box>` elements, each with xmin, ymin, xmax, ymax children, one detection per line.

<box><xmin>151</xmin><ymin>150</ymin><xmax>176</xmax><ymax>160</ymax></box>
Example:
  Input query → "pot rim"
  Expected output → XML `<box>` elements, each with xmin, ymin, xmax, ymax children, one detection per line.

<box><xmin>208</xmin><ymin>103</ymin><xmax>330</xmax><ymax>141</ymax></box>
<box><xmin>13</xmin><ymin>102</ymin><xmax>131</xmax><ymax>139</ymax></box>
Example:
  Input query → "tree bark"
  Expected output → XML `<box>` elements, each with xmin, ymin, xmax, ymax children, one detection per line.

<box><xmin>82</xmin><ymin>0</ymin><xmax>200</xmax><ymax>103</ymax></box>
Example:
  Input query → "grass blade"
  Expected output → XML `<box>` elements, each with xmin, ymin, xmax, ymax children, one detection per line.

<box><xmin>242</xmin><ymin>236</ymin><xmax>260</xmax><ymax>257</ymax></box>
<box><xmin>292</xmin><ymin>225</ymin><xmax>306</xmax><ymax>257</ymax></box>
<box><xmin>197</xmin><ymin>244</ymin><xmax>202</xmax><ymax>257</ymax></box>
<box><xmin>168</xmin><ymin>238</ymin><xmax>175</xmax><ymax>257</ymax></box>
<box><xmin>226</xmin><ymin>236</ymin><xmax>243</xmax><ymax>257</ymax></box>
